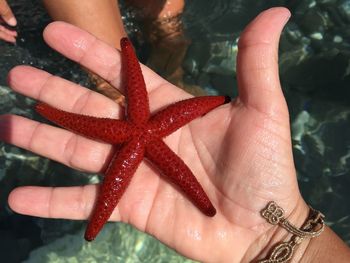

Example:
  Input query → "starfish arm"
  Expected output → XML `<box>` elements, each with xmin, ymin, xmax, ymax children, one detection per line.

<box><xmin>120</xmin><ymin>38</ymin><xmax>150</xmax><ymax>124</ymax></box>
<box><xmin>145</xmin><ymin>139</ymin><xmax>216</xmax><ymax>217</ymax></box>
<box><xmin>36</xmin><ymin>102</ymin><xmax>131</xmax><ymax>144</ymax></box>
<box><xmin>148</xmin><ymin>96</ymin><xmax>230</xmax><ymax>138</ymax></box>
<box><xmin>84</xmin><ymin>137</ymin><xmax>145</xmax><ymax>241</ymax></box>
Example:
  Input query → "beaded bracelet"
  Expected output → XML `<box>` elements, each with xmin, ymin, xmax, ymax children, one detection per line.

<box><xmin>258</xmin><ymin>201</ymin><xmax>325</xmax><ymax>263</ymax></box>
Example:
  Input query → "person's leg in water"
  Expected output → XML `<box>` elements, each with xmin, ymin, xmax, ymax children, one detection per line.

<box><xmin>42</xmin><ymin>0</ymin><xmax>126</xmax><ymax>49</ymax></box>
<box><xmin>42</xmin><ymin>0</ymin><xmax>127</xmax><ymax>103</ymax></box>
<box><xmin>125</xmin><ymin>0</ymin><xmax>205</xmax><ymax>95</ymax></box>
<box><xmin>43</xmin><ymin>0</ymin><xmax>200</xmax><ymax>95</ymax></box>
<box><xmin>125</xmin><ymin>0</ymin><xmax>183</xmax><ymax>20</ymax></box>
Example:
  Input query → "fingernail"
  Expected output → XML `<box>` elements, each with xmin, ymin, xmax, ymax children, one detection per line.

<box><xmin>7</xmin><ymin>17</ymin><xmax>17</xmax><ymax>27</ymax></box>
<box><xmin>282</xmin><ymin>9</ymin><xmax>291</xmax><ymax>24</ymax></box>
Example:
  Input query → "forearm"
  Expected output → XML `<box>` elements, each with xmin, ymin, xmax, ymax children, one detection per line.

<box><xmin>299</xmin><ymin>226</ymin><xmax>350</xmax><ymax>263</ymax></box>
<box><xmin>42</xmin><ymin>0</ymin><xmax>126</xmax><ymax>49</ymax></box>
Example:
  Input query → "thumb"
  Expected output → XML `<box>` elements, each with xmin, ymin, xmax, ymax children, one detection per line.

<box><xmin>236</xmin><ymin>7</ymin><xmax>290</xmax><ymax>117</ymax></box>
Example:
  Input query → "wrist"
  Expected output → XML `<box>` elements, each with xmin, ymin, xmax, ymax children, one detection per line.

<box><xmin>250</xmin><ymin>197</ymin><xmax>311</xmax><ymax>262</ymax></box>
<box><xmin>251</xmin><ymin>198</ymin><xmax>350</xmax><ymax>263</ymax></box>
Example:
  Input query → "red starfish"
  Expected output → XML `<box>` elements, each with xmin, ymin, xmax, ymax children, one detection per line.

<box><xmin>35</xmin><ymin>38</ymin><xmax>230</xmax><ymax>241</ymax></box>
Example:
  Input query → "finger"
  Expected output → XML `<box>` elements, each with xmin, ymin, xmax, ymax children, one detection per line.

<box><xmin>8</xmin><ymin>65</ymin><xmax>120</xmax><ymax>118</ymax></box>
<box><xmin>8</xmin><ymin>174</ymin><xmax>156</xmax><ymax>221</ymax></box>
<box><xmin>0</xmin><ymin>29</ymin><xmax>15</xmax><ymax>43</ymax></box>
<box><xmin>42</xmin><ymin>21</ymin><xmax>166</xmax><ymax>93</ymax></box>
<box><xmin>0</xmin><ymin>24</ymin><xmax>17</xmax><ymax>36</ymax></box>
<box><xmin>8</xmin><ymin>163</ymin><xmax>159</xmax><ymax>223</ymax></box>
<box><xmin>0</xmin><ymin>0</ymin><xmax>17</xmax><ymax>26</ymax></box>
<box><xmin>0</xmin><ymin>114</ymin><xmax>111</xmax><ymax>172</ymax></box>
<box><xmin>8</xmin><ymin>185</ymin><xmax>98</xmax><ymax>220</ymax></box>
<box><xmin>237</xmin><ymin>7</ymin><xmax>291</xmax><ymax>116</ymax></box>
<box><xmin>0</xmin><ymin>26</ymin><xmax>16</xmax><ymax>43</ymax></box>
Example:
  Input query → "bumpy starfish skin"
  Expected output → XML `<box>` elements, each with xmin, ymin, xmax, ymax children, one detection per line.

<box><xmin>35</xmin><ymin>38</ymin><xmax>230</xmax><ymax>241</ymax></box>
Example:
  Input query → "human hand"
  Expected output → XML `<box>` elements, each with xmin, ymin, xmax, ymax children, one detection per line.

<box><xmin>0</xmin><ymin>0</ymin><xmax>17</xmax><ymax>43</ymax></box>
<box><xmin>3</xmin><ymin>7</ymin><xmax>310</xmax><ymax>262</ymax></box>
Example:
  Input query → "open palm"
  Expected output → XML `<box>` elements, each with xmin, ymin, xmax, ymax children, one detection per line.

<box><xmin>3</xmin><ymin>7</ymin><xmax>308</xmax><ymax>263</ymax></box>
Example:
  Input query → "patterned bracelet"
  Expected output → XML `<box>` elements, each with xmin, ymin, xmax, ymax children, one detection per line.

<box><xmin>258</xmin><ymin>201</ymin><xmax>325</xmax><ymax>263</ymax></box>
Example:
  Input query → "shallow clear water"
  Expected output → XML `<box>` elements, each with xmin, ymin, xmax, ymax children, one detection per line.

<box><xmin>0</xmin><ymin>0</ymin><xmax>350</xmax><ymax>262</ymax></box>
